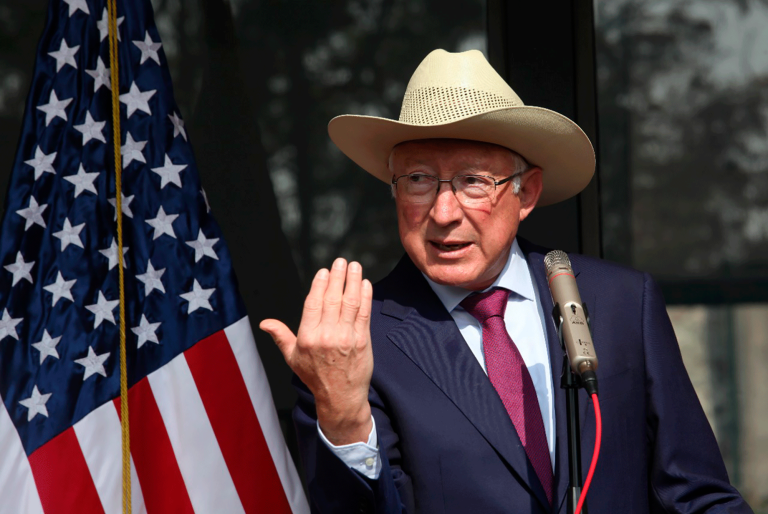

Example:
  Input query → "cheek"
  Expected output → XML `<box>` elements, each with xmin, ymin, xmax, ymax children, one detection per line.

<box><xmin>397</xmin><ymin>204</ymin><xmax>428</xmax><ymax>236</ymax></box>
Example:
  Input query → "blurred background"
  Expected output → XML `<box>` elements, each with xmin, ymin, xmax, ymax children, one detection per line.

<box><xmin>1</xmin><ymin>0</ymin><xmax>766</xmax><ymax>509</ymax></box>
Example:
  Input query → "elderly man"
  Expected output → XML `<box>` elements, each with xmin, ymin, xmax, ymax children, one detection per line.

<box><xmin>261</xmin><ymin>50</ymin><xmax>751</xmax><ymax>513</ymax></box>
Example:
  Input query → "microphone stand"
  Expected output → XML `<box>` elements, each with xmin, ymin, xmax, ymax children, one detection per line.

<box><xmin>553</xmin><ymin>303</ymin><xmax>588</xmax><ymax>514</ymax></box>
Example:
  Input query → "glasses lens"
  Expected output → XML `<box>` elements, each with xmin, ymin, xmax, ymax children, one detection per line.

<box><xmin>455</xmin><ymin>175</ymin><xmax>494</xmax><ymax>204</ymax></box>
<box><xmin>397</xmin><ymin>174</ymin><xmax>438</xmax><ymax>203</ymax></box>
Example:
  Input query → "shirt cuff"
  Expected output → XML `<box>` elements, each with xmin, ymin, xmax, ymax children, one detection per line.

<box><xmin>317</xmin><ymin>416</ymin><xmax>381</xmax><ymax>480</ymax></box>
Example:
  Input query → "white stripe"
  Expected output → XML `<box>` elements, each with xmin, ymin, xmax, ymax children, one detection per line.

<box><xmin>73</xmin><ymin>400</ymin><xmax>146</xmax><ymax>514</ymax></box>
<box><xmin>225</xmin><ymin>316</ymin><xmax>310</xmax><ymax>514</ymax></box>
<box><xmin>148</xmin><ymin>351</ymin><xmax>245</xmax><ymax>514</ymax></box>
<box><xmin>0</xmin><ymin>395</ymin><xmax>44</xmax><ymax>514</ymax></box>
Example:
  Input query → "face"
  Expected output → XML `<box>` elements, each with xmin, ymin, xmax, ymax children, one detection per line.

<box><xmin>391</xmin><ymin>139</ymin><xmax>542</xmax><ymax>291</ymax></box>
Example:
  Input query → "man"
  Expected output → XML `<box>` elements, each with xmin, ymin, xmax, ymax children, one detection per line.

<box><xmin>260</xmin><ymin>50</ymin><xmax>751</xmax><ymax>513</ymax></box>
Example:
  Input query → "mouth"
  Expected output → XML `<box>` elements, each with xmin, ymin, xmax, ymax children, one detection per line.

<box><xmin>430</xmin><ymin>241</ymin><xmax>472</xmax><ymax>252</ymax></box>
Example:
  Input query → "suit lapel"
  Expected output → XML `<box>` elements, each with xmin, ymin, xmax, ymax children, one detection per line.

<box><xmin>520</xmin><ymin>239</ymin><xmax>594</xmax><ymax>513</ymax></box>
<box><xmin>379</xmin><ymin>256</ymin><xmax>551</xmax><ymax>511</ymax></box>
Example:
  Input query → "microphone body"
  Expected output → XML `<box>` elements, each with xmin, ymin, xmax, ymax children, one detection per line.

<box><xmin>544</xmin><ymin>250</ymin><xmax>599</xmax><ymax>395</ymax></box>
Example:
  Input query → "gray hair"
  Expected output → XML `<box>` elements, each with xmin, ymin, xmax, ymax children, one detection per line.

<box><xmin>509</xmin><ymin>150</ymin><xmax>529</xmax><ymax>195</ymax></box>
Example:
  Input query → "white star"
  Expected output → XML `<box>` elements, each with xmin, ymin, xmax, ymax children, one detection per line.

<box><xmin>99</xmin><ymin>238</ymin><xmax>129</xmax><ymax>270</ymax></box>
<box><xmin>32</xmin><ymin>330</ymin><xmax>61</xmax><ymax>364</ymax></box>
<box><xmin>16</xmin><ymin>196</ymin><xmax>48</xmax><ymax>231</ymax></box>
<box><xmin>53</xmin><ymin>217</ymin><xmax>85</xmax><ymax>251</ymax></box>
<box><xmin>19</xmin><ymin>386</ymin><xmax>52</xmax><ymax>421</ymax></box>
<box><xmin>200</xmin><ymin>188</ymin><xmax>211</xmax><ymax>213</ymax></box>
<box><xmin>108</xmin><ymin>193</ymin><xmax>134</xmax><ymax>220</ymax></box>
<box><xmin>145</xmin><ymin>206</ymin><xmax>178</xmax><ymax>239</ymax></box>
<box><xmin>4</xmin><ymin>252</ymin><xmax>34</xmax><ymax>286</ymax></box>
<box><xmin>74</xmin><ymin>346</ymin><xmax>110</xmax><ymax>381</ymax></box>
<box><xmin>85</xmin><ymin>56</ymin><xmax>111</xmax><ymax>92</ymax></box>
<box><xmin>119</xmin><ymin>81</ymin><xmax>155</xmax><ymax>118</ymax></box>
<box><xmin>150</xmin><ymin>154</ymin><xmax>186</xmax><ymax>189</ymax></box>
<box><xmin>74</xmin><ymin>111</ymin><xmax>106</xmax><ymax>145</ymax></box>
<box><xmin>37</xmin><ymin>90</ymin><xmax>72</xmax><ymax>126</ymax></box>
<box><xmin>121</xmin><ymin>132</ymin><xmax>147</xmax><ymax>168</ymax></box>
<box><xmin>0</xmin><ymin>309</ymin><xmax>23</xmax><ymax>341</ymax></box>
<box><xmin>48</xmin><ymin>39</ymin><xmax>79</xmax><ymax>72</ymax></box>
<box><xmin>85</xmin><ymin>291</ymin><xmax>119</xmax><ymax>328</ymax></box>
<box><xmin>132</xmin><ymin>314</ymin><xmax>161</xmax><ymax>348</ymax></box>
<box><xmin>136</xmin><ymin>260</ymin><xmax>166</xmax><ymax>296</ymax></box>
<box><xmin>63</xmin><ymin>0</ymin><xmax>89</xmax><ymax>17</ymax></box>
<box><xmin>180</xmin><ymin>279</ymin><xmax>215</xmax><ymax>314</ymax></box>
<box><xmin>168</xmin><ymin>111</ymin><xmax>187</xmax><ymax>141</ymax></box>
<box><xmin>43</xmin><ymin>271</ymin><xmax>76</xmax><ymax>307</ymax></box>
<box><xmin>64</xmin><ymin>164</ymin><xmax>98</xmax><ymax>197</ymax></box>
<box><xmin>186</xmin><ymin>229</ymin><xmax>219</xmax><ymax>262</ymax></box>
<box><xmin>97</xmin><ymin>8</ymin><xmax>123</xmax><ymax>42</ymax></box>
<box><xmin>24</xmin><ymin>146</ymin><xmax>57</xmax><ymax>180</ymax></box>
<box><xmin>133</xmin><ymin>31</ymin><xmax>162</xmax><ymax>65</ymax></box>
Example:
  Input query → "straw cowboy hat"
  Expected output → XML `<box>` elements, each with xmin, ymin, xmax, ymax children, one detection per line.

<box><xmin>328</xmin><ymin>49</ymin><xmax>595</xmax><ymax>206</ymax></box>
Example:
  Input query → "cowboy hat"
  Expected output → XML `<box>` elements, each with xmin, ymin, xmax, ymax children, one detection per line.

<box><xmin>327</xmin><ymin>49</ymin><xmax>595</xmax><ymax>206</ymax></box>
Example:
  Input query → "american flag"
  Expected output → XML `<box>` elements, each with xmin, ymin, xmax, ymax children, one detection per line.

<box><xmin>0</xmin><ymin>0</ymin><xmax>308</xmax><ymax>512</ymax></box>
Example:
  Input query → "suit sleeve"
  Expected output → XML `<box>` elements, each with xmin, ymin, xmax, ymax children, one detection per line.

<box><xmin>642</xmin><ymin>274</ymin><xmax>753</xmax><ymax>513</ymax></box>
<box><xmin>292</xmin><ymin>374</ymin><xmax>415</xmax><ymax>514</ymax></box>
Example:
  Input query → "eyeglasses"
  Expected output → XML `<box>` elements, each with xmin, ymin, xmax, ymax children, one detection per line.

<box><xmin>391</xmin><ymin>171</ymin><xmax>525</xmax><ymax>205</ymax></box>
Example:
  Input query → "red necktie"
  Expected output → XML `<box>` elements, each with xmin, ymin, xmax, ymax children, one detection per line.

<box><xmin>461</xmin><ymin>287</ymin><xmax>553</xmax><ymax>504</ymax></box>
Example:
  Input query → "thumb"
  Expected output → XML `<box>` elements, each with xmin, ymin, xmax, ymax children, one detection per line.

<box><xmin>259</xmin><ymin>319</ymin><xmax>297</xmax><ymax>361</ymax></box>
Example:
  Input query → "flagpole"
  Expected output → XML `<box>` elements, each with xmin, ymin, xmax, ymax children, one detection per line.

<box><xmin>106</xmin><ymin>0</ymin><xmax>131</xmax><ymax>513</ymax></box>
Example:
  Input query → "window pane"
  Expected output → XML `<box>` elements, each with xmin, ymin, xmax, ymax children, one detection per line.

<box><xmin>596</xmin><ymin>0</ymin><xmax>768</xmax><ymax>508</ymax></box>
<box><xmin>671</xmin><ymin>304</ymin><xmax>768</xmax><ymax>508</ymax></box>
<box><xmin>595</xmin><ymin>0</ymin><xmax>768</xmax><ymax>280</ymax></box>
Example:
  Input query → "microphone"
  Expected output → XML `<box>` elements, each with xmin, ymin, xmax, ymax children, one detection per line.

<box><xmin>544</xmin><ymin>250</ymin><xmax>598</xmax><ymax>395</ymax></box>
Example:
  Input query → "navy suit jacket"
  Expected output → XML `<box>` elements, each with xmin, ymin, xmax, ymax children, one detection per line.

<box><xmin>294</xmin><ymin>239</ymin><xmax>751</xmax><ymax>513</ymax></box>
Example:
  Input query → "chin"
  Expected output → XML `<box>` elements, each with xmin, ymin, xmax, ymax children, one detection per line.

<box><xmin>424</xmin><ymin>266</ymin><xmax>488</xmax><ymax>290</ymax></box>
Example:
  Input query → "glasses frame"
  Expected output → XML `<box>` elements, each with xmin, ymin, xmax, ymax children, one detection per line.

<box><xmin>390</xmin><ymin>169</ymin><xmax>528</xmax><ymax>204</ymax></box>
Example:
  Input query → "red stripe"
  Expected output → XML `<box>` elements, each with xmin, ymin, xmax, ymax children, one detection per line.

<box><xmin>185</xmin><ymin>330</ymin><xmax>292</xmax><ymax>514</ymax></box>
<box><xmin>548</xmin><ymin>271</ymin><xmax>575</xmax><ymax>285</ymax></box>
<box><xmin>114</xmin><ymin>378</ymin><xmax>194</xmax><ymax>514</ymax></box>
<box><xmin>28</xmin><ymin>427</ymin><xmax>105</xmax><ymax>514</ymax></box>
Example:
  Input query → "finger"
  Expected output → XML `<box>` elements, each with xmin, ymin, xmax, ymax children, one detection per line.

<box><xmin>321</xmin><ymin>257</ymin><xmax>347</xmax><ymax>323</ymax></box>
<box><xmin>340</xmin><ymin>261</ymin><xmax>363</xmax><ymax>325</ymax></box>
<box><xmin>355</xmin><ymin>278</ymin><xmax>373</xmax><ymax>335</ymax></box>
<box><xmin>259</xmin><ymin>319</ymin><xmax>297</xmax><ymax>362</ymax></box>
<box><xmin>302</xmin><ymin>268</ymin><xmax>330</xmax><ymax>328</ymax></box>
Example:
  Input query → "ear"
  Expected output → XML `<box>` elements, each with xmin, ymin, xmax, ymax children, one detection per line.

<box><xmin>518</xmin><ymin>167</ymin><xmax>542</xmax><ymax>222</ymax></box>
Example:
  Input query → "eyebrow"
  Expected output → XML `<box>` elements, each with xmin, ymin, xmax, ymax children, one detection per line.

<box><xmin>400</xmin><ymin>159</ymin><xmax>486</xmax><ymax>173</ymax></box>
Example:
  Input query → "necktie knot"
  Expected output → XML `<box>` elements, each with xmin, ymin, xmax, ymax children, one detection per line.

<box><xmin>460</xmin><ymin>287</ymin><xmax>510</xmax><ymax>323</ymax></box>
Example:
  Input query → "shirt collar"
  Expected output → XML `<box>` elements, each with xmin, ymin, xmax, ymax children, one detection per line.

<box><xmin>422</xmin><ymin>238</ymin><xmax>536</xmax><ymax>313</ymax></box>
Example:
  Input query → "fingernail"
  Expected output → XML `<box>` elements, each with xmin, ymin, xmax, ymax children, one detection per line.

<box><xmin>333</xmin><ymin>258</ymin><xmax>346</xmax><ymax>270</ymax></box>
<box><xmin>349</xmin><ymin>261</ymin><xmax>361</xmax><ymax>273</ymax></box>
<box><xmin>316</xmin><ymin>268</ymin><xmax>329</xmax><ymax>279</ymax></box>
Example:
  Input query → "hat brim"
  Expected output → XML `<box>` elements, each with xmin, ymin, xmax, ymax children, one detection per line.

<box><xmin>328</xmin><ymin>106</ymin><xmax>595</xmax><ymax>207</ymax></box>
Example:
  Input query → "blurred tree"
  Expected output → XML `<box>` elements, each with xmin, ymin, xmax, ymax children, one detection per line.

<box><xmin>596</xmin><ymin>0</ymin><xmax>768</xmax><ymax>280</ymax></box>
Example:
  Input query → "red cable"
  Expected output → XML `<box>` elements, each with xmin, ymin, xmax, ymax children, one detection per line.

<box><xmin>575</xmin><ymin>394</ymin><xmax>602</xmax><ymax>514</ymax></box>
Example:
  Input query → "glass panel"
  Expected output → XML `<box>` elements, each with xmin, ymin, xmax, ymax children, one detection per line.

<box><xmin>595</xmin><ymin>0</ymin><xmax>768</xmax><ymax>280</ymax></box>
<box><xmin>597</xmin><ymin>0</ymin><xmax>768</xmax><ymax>509</ymax></box>
<box><xmin>671</xmin><ymin>304</ymin><xmax>768</xmax><ymax>509</ymax></box>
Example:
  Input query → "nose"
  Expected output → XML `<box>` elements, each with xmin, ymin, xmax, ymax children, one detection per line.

<box><xmin>429</xmin><ymin>181</ymin><xmax>463</xmax><ymax>226</ymax></box>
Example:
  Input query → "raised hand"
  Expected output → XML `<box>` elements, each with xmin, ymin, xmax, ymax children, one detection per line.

<box><xmin>260</xmin><ymin>258</ymin><xmax>374</xmax><ymax>445</ymax></box>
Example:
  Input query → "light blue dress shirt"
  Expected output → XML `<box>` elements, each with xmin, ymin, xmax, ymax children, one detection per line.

<box><xmin>318</xmin><ymin>239</ymin><xmax>556</xmax><ymax>479</ymax></box>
